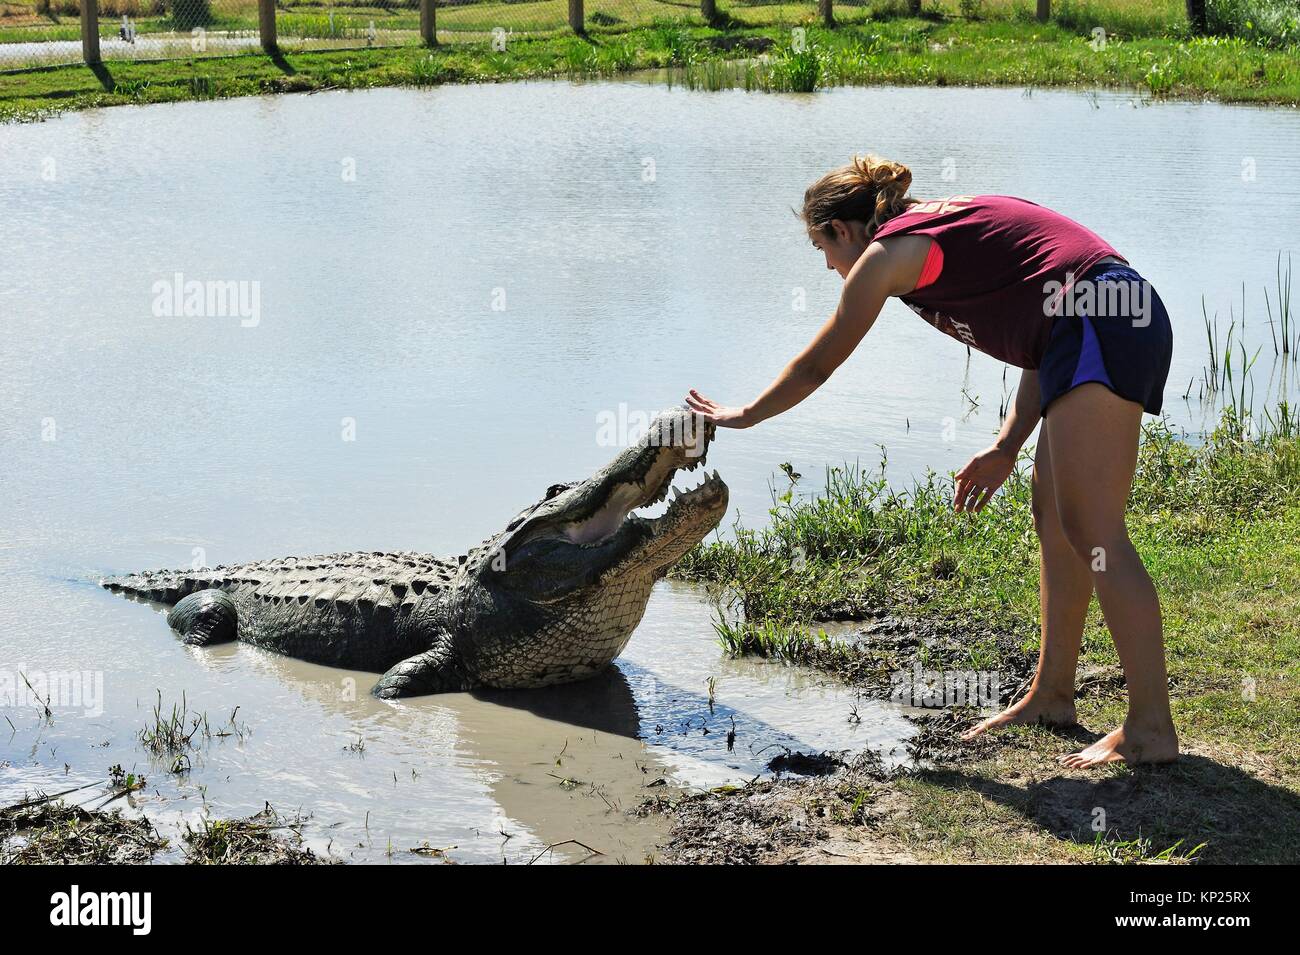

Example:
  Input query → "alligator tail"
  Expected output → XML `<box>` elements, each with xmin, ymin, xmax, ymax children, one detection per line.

<box><xmin>100</xmin><ymin>568</ymin><xmax>227</xmax><ymax>606</ymax></box>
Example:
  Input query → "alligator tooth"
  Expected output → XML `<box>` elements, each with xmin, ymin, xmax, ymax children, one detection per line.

<box><xmin>672</xmin><ymin>487</ymin><xmax>682</xmax><ymax>499</ymax></box>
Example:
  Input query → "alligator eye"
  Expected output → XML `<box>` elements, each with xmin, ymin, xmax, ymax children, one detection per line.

<box><xmin>545</xmin><ymin>483</ymin><xmax>571</xmax><ymax>500</ymax></box>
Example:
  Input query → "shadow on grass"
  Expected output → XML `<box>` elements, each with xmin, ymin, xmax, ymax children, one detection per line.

<box><xmin>267</xmin><ymin>48</ymin><xmax>297</xmax><ymax>76</ymax></box>
<box><xmin>919</xmin><ymin>752</ymin><xmax>1300</xmax><ymax>863</ymax></box>
<box><xmin>88</xmin><ymin>61</ymin><xmax>113</xmax><ymax>91</ymax></box>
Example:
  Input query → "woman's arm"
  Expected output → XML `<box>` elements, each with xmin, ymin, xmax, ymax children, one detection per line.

<box><xmin>953</xmin><ymin>368</ymin><xmax>1041</xmax><ymax>512</ymax></box>
<box><xmin>687</xmin><ymin>237</ymin><xmax>928</xmax><ymax>427</ymax></box>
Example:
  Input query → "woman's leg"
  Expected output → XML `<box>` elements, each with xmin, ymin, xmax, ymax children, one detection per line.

<box><xmin>1045</xmin><ymin>383</ymin><xmax>1178</xmax><ymax>766</ymax></box>
<box><xmin>961</xmin><ymin>429</ymin><xmax>1092</xmax><ymax>739</ymax></box>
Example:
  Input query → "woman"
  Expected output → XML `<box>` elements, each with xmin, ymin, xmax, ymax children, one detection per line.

<box><xmin>686</xmin><ymin>155</ymin><xmax>1177</xmax><ymax>768</ymax></box>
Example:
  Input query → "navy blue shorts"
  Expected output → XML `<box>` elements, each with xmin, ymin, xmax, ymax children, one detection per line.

<box><xmin>1039</xmin><ymin>261</ymin><xmax>1173</xmax><ymax>416</ymax></box>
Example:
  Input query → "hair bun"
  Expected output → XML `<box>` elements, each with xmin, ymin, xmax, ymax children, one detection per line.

<box><xmin>853</xmin><ymin>154</ymin><xmax>912</xmax><ymax>192</ymax></box>
<box><xmin>799</xmin><ymin>154</ymin><xmax>914</xmax><ymax>237</ymax></box>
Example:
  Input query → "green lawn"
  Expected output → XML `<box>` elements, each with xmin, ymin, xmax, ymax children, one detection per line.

<box><xmin>4</xmin><ymin>0</ymin><xmax>1299</xmax><ymax>114</ymax></box>
<box><xmin>5</xmin><ymin>12</ymin><xmax>1300</xmax><ymax>123</ymax></box>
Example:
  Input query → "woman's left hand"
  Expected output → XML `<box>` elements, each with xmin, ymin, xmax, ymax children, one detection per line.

<box><xmin>684</xmin><ymin>389</ymin><xmax>754</xmax><ymax>428</ymax></box>
<box><xmin>953</xmin><ymin>445</ymin><xmax>1016</xmax><ymax>513</ymax></box>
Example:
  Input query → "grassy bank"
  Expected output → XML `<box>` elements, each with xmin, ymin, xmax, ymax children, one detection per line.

<box><xmin>660</xmin><ymin>403</ymin><xmax>1300</xmax><ymax>863</ymax></box>
<box><xmin>4</xmin><ymin>1</ymin><xmax>1300</xmax><ymax>122</ymax></box>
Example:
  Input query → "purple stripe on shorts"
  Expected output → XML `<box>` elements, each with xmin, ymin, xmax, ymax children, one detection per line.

<box><xmin>1070</xmin><ymin>315</ymin><xmax>1114</xmax><ymax>390</ymax></box>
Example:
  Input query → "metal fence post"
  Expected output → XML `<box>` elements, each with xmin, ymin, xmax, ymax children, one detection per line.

<box><xmin>80</xmin><ymin>0</ymin><xmax>100</xmax><ymax>65</ymax></box>
<box><xmin>819</xmin><ymin>0</ymin><xmax>833</xmax><ymax>27</ymax></box>
<box><xmin>259</xmin><ymin>0</ymin><xmax>278</xmax><ymax>53</ymax></box>
<box><xmin>568</xmin><ymin>0</ymin><xmax>583</xmax><ymax>34</ymax></box>
<box><xmin>420</xmin><ymin>0</ymin><xmax>436</xmax><ymax>45</ymax></box>
<box><xmin>1037</xmin><ymin>0</ymin><xmax>1050</xmax><ymax>21</ymax></box>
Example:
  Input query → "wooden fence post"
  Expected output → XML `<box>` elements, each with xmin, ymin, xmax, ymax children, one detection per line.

<box><xmin>1036</xmin><ymin>0</ymin><xmax>1050</xmax><ymax>22</ymax></box>
<box><xmin>819</xmin><ymin>0</ymin><xmax>833</xmax><ymax>27</ymax></box>
<box><xmin>259</xmin><ymin>0</ymin><xmax>277</xmax><ymax>53</ymax></box>
<box><xmin>568</xmin><ymin>0</ymin><xmax>583</xmax><ymax>34</ymax></box>
<box><xmin>420</xmin><ymin>0</ymin><xmax>436</xmax><ymax>45</ymax></box>
<box><xmin>80</xmin><ymin>0</ymin><xmax>100</xmax><ymax>65</ymax></box>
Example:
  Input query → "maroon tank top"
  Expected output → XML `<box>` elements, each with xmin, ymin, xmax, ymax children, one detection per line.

<box><xmin>870</xmin><ymin>195</ymin><xmax>1125</xmax><ymax>369</ymax></box>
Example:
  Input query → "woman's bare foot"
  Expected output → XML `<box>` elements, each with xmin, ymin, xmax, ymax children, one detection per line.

<box><xmin>960</xmin><ymin>690</ymin><xmax>1077</xmax><ymax>741</ymax></box>
<box><xmin>1059</xmin><ymin>719</ymin><xmax>1179</xmax><ymax>768</ymax></box>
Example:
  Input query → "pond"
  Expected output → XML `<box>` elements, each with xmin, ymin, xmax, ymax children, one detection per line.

<box><xmin>2</xmin><ymin>79</ymin><xmax>1298</xmax><ymax>862</ymax></box>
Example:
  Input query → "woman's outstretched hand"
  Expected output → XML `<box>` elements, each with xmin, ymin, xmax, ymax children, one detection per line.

<box><xmin>953</xmin><ymin>445</ymin><xmax>1016</xmax><ymax>513</ymax></box>
<box><xmin>684</xmin><ymin>389</ymin><xmax>754</xmax><ymax>429</ymax></box>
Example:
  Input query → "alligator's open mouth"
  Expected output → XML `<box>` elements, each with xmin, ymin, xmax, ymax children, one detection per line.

<box><xmin>561</xmin><ymin>454</ymin><xmax>727</xmax><ymax>548</ymax></box>
<box><xmin>497</xmin><ymin>409</ymin><xmax>729</xmax><ymax>574</ymax></box>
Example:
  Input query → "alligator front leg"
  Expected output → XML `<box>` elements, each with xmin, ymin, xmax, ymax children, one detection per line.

<box><xmin>166</xmin><ymin>589</ymin><xmax>238</xmax><ymax>646</ymax></box>
<box><xmin>372</xmin><ymin>641</ymin><xmax>468</xmax><ymax>699</ymax></box>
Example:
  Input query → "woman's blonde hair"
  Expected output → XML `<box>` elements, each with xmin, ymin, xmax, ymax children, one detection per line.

<box><xmin>800</xmin><ymin>154</ymin><xmax>914</xmax><ymax>239</ymax></box>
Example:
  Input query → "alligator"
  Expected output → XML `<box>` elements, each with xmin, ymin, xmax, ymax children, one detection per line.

<box><xmin>101</xmin><ymin>409</ymin><xmax>727</xmax><ymax>698</ymax></box>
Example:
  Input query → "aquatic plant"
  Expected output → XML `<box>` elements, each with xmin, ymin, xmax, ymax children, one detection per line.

<box><xmin>1264</xmin><ymin>251</ymin><xmax>1296</xmax><ymax>356</ymax></box>
<box><xmin>1207</xmin><ymin>0</ymin><xmax>1300</xmax><ymax>49</ymax></box>
<box><xmin>775</xmin><ymin>44</ymin><xmax>822</xmax><ymax>92</ymax></box>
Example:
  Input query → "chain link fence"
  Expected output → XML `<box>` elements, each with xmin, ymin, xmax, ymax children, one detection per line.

<box><xmin>1</xmin><ymin>0</ymin><xmax>758</xmax><ymax>68</ymax></box>
<box><xmin>0</xmin><ymin>0</ymin><xmax>1091</xmax><ymax>70</ymax></box>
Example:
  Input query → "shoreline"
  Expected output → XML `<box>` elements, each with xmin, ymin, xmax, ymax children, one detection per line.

<box><xmin>4</xmin><ymin>17</ymin><xmax>1300</xmax><ymax>124</ymax></box>
<box><xmin>655</xmin><ymin>407</ymin><xmax>1300</xmax><ymax>863</ymax></box>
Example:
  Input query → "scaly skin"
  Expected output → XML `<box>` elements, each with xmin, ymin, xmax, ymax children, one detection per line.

<box><xmin>102</xmin><ymin>409</ymin><xmax>728</xmax><ymax>698</ymax></box>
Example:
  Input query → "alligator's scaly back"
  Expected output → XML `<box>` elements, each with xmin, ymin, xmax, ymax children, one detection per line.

<box><xmin>103</xmin><ymin>408</ymin><xmax>728</xmax><ymax>697</ymax></box>
<box><xmin>103</xmin><ymin>551</ymin><xmax>460</xmax><ymax>608</ymax></box>
<box><xmin>103</xmin><ymin>551</ymin><xmax>463</xmax><ymax>677</ymax></box>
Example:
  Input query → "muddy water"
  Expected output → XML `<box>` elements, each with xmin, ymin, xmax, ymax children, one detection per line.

<box><xmin>2</xmin><ymin>580</ymin><xmax>906</xmax><ymax>864</ymax></box>
<box><xmin>3</xmin><ymin>80</ymin><xmax>1299</xmax><ymax>861</ymax></box>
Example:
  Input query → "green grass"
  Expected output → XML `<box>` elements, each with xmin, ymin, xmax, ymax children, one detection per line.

<box><xmin>677</xmin><ymin>406</ymin><xmax>1300</xmax><ymax>658</ymax></box>
<box><xmin>5</xmin><ymin>1</ymin><xmax>1300</xmax><ymax>120</ymax></box>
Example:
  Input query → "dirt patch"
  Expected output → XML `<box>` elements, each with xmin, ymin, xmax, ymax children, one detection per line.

<box><xmin>654</xmin><ymin>612</ymin><xmax>1300</xmax><ymax>864</ymax></box>
<box><xmin>657</xmin><ymin>721</ymin><xmax>1300</xmax><ymax>864</ymax></box>
<box><xmin>183</xmin><ymin>804</ymin><xmax>332</xmax><ymax>865</ymax></box>
<box><xmin>944</xmin><ymin>741</ymin><xmax>1300</xmax><ymax>864</ymax></box>
<box><xmin>790</xmin><ymin>612</ymin><xmax>1039</xmax><ymax>708</ymax></box>
<box><xmin>659</xmin><ymin>750</ymin><xmax>921</xmax><ymax>864</ymax></box>
<box><xmin>1</xmin><ymin>801</ymin><xmax>166</xmax><ymax>864</ymax></box>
